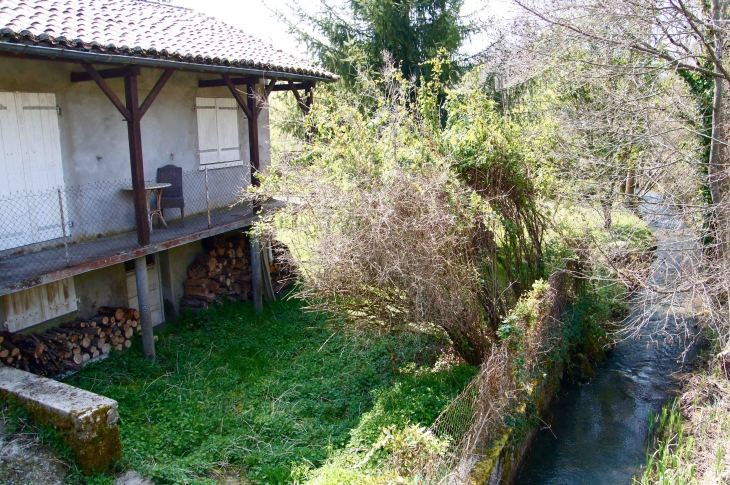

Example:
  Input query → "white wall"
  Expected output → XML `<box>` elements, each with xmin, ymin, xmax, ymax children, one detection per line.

<box><xmin>0</xmin><ymin>57</ymin><xmax>272</xmax><ymax>239</ymax></box>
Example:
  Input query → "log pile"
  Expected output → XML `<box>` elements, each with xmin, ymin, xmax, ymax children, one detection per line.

<box><xmin>181</xmin><ymin>234</ymin><xmax>253</xmax><ymax>311</ymax></box>
<box><xmin>0</xmin><ymin>306</ymin><xmax>140</xmax><ymax>377</ymax></box>
<box><xmin>181</xmin><ymin>235</ymin><xmax>295</xmax><ymax>312</ymax></box>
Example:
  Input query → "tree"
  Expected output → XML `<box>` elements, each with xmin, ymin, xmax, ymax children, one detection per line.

<box><xmin>280</xmin><ymin>0</ymin><xmax>470</xmax><ymax>84</ymax></box>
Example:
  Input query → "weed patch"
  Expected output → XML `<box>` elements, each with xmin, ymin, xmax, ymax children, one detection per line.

<box><xmin>66</xmin><ymin>299</ymin><xmax>473</xmax><ymax>484</ymax></box>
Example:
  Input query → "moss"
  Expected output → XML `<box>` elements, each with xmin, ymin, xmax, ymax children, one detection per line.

<box><xmin>468</xmin><ymin>432</ymin><xmax>509</xmax><ymax>485</ymax></box>
<box><xmin>0</xmin><ymin>394</ymin><xmax>121</xmax><ymax>475</ymax></box>
<box><xmin>67</xmin><ymin>406</ymin><xmax>123</xmax><ymax>475</ymax></box>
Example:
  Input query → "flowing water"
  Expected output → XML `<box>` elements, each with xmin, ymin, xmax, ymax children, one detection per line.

<box><xmin>516</xmin><ymin>194</ymin><xmax>699</xmax><ymax>485</ymax></box>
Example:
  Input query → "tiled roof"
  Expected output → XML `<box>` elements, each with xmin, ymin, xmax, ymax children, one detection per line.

<box><xmin>0</xmin><ymin>0</ymin><xmax>337</xmax><ymax>80</ymax></box>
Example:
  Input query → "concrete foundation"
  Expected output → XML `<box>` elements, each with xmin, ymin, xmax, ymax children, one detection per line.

<box><xmin>0</xmin><ymin>366</ymin><xmax>122</xmax><ymax>474</ymax></box>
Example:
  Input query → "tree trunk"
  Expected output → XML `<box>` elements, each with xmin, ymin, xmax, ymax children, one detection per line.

<box><xmin>710</xmin><ymin>0</ymin><xmax>728</xmax><ymax>255</ymax></box>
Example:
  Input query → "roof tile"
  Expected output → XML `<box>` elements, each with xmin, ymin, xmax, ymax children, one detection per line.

<box><xmin>0</xmin><ymin>0</ymin><xmax>337</xmax><ymax>80</ymax></box>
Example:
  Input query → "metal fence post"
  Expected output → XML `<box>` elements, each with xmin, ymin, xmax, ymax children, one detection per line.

<box><xmin>135</xmin><ymin>256</ymin><xmax>155</xmax><ymax>360</ymax></box>
<box><xmin>58</xmin><ymin>188</ymin><xmax>70</xmax><ymax>267</ymax></box>
<box><xmin>205</xmin><ymin>167</ymin><xmax>211</xmax><ymax>229</ymax></box>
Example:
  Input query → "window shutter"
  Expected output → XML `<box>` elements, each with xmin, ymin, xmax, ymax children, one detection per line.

<box><xmin>0</xmin><ymin>92</ymin><xmax>65</xmax><ymax>249</ymax></box>
<box><xmin>3</xmin><ymin>277</ymin><xmax>78</xmax><ymax>332</ymax></box>
<box><xmin>195</xmin><ymin>97</ymin><xmax>220</xmax><ymax>165</ymax></box>
<box><xmin>215</xmin><ymin>98</ymin><xmax>240</xmax><ymax>163</ymax></box>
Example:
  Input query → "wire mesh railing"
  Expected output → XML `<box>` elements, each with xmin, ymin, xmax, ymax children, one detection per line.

<box><xmin>0</xmin><ymin>164</ymin><xmax>253</xmax><ymax>285</ymax></box>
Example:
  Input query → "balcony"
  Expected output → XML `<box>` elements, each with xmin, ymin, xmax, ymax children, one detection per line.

<box><xmin>0</xmin><ymin>164</ymin><xmax>258</xmax><ymax>295</ymax></box>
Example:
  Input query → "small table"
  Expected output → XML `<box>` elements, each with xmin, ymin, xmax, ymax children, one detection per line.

<box><xmin>122</xmin><ymin>183</ymin><xmax>171</xmax><ymax>231</ymax></box>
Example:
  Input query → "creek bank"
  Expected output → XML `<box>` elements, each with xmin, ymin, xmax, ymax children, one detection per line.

<box><xmin>466</xmin><ymin>270</ymin><xmax>613</xmax><ymax>485</ymax></box>
<box><xmin>515</xmin><ymin>194</ymin><xmax>697</xmax><ymax>484</ymax></box>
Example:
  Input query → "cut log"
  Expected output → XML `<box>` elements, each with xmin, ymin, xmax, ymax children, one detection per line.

<box><xmin>92</xmin><ymin>316</ymin><xmax>109</xmax><ymax>326</ymax></box>
<box><xmin>98</xmin><ymin>307</ymin><xmax>125</xmax><ymax>321</ymax></box>
<box><xmin>1</xmin><ymin>340</ymin><xmax>19</xmax><ymax>357</ymax></box>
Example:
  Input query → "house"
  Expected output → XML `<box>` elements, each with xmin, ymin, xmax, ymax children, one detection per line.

<box><xmin>0</xmin><ymin>0</ymin><xmax>336</xmax><ymax>357</ymax></box>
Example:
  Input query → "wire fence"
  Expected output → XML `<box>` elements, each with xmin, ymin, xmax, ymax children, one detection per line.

<box><xmin>410</xmin><ymin>270</ymin><xmax>575</xmax><ymax>484</ymax></box>
<box><xmin>0</xmin><ymin>164</ymin><xmax>253</xmax><ymax>286</ymax></box>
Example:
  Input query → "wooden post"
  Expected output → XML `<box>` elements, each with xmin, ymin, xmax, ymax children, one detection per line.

<box><xmin>125</xmin><ymin>74</ymin><xmax>151</xmax><ymax>246</ymax></box>
<box><xmin>250</xmin><ymin>237</ymin><xmax>263</xmax><ymax>313</ymax></box>
<box><xmin>134</xmin><ymin>256</ymin><xmax>155</xmax><ymax>359</ymax></box>
<box><xmin>247</xmin><ymin>83</ymin><xmax>262</xmax><ymax>214</ymax></box>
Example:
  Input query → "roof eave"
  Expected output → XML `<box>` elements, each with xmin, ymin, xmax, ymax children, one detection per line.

<box><xmin>0</xmin><ymin>42</ymin><xmax>338</xmax><ymax>83</ymax></box>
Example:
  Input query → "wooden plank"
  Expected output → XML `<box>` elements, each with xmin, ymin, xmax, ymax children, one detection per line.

<box><xmin>124</xmin><ymin>74</ymin><xmax>151</xmax><ymax>246</ymax></box>
<box><xmin>222</xmin><ymin>74</ymin><xmax>253</xmax><ymax>120</ymax></box>
<box><xmin>139</xmin><ymin>69</ymin><xmax>174</xmax><ymax>119</ymax></box>
<box><xmin>81</xmin><ymin>62</ymin><xmax>132</xmax><ymax>120</ymax></box>
<box><xmin>71</xmin><ymin>65</ymin><xmax>141</xmax><ymax>83</ymax></box>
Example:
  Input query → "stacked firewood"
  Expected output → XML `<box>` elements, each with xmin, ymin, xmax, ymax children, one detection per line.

<box><xmin>180</xmin><ymin>235</ymin><xmax>296</xmax><ymax>312</ymax></box>
<box><xmin>181</xmin><ymin>234</ymin><xmax>253</xmax><ymax>311</ymax></box>
<box><xmin>0</xmin><ymin>306</ymin><xmax>140</xmax><ymax>377</ymax></box>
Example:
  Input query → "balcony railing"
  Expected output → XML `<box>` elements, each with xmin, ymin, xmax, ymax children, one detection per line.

<box><xmin>0</xmin><ymin>164</ymin><xmax>254</xmax><ymax>289</ymax></box>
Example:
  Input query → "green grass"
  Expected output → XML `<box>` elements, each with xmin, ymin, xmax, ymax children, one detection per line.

<box><xmin>64</xmin><ymin>298</ymin><xmax>474</xmax><ymax>485</ymax></box>
<box><xmin>635</xmin><ymin>400</ymin><xmax>696</xmax><ymax>485</ymax></box>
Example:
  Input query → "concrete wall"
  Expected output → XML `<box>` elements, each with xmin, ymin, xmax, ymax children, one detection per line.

<box><xmin>159</xmin><ymin>239</ymin><xmax>203</xmax><ymax>321</ymax></box>
<box><xmin>73</xmin><ymin>264</ymin><xmax>128</xmax><ymax>319</ymax></box>
<box><xmin>0</xmin><ymin>56</ymin><xmax>271</xmax><ymax>240</ymax></box>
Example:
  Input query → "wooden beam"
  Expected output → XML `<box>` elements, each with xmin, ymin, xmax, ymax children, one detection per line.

<box><xmin>139</xmin><ymin>69</ymin><xmax>174</xmax><ymax>119</ymax></box>
<box><xmin>71</xmin><ymin>65</ymin><xmax>140</xmax><ymax>83</ymax></box>
<box><xmin>289</xmin><ymin>81</ymin><xmax>308</xmax><ymax>115</ymax></box>
<box><xmin>255</xmin><ymin>80</ymin><xmax>278</xmax><ymax>118</ymax></box>
<box><xmin>271</xmin><ymin>82</ymin><xmax>311</xmax><ymax>92</ymax></box>
<box><xmin>81</xmin><ymin>62</ymin><xmax>131</xmax><ymax>120</ymax></box>
<box><xmin>124</xmin><ymin>74</ymin><xmax>151</xmax><ymax>246</ymax></box>
<box><xmin>199</xmin><ymin>77</ymin><xmax>248</xmax><ymax>88</ymax></box>
<box><xmin>222</xmin><ymin>74</ymin><xmax>254</xmax><ymax>120</ymax></box>
<box><xmin>199</xmin><ymin>77</ymin><xmax>310</xmax><ymax>91</ymax></box>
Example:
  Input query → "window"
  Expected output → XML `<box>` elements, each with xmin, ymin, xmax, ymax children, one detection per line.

<box><xmin>195</xmin><ymin>97</ymin><xmax>241</xmax><ymax>165</ymax></box>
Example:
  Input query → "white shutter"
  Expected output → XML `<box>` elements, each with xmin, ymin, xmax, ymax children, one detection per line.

<box><xmin>0</xmin><ymin>92</ymin><xmax>65</xmax><ymax>250</ymax></box>
<box><xmin>3</xmin><ymin>277</ymin><xmax>78</xmax><ymax>332</ymax></box>
<box><xmin>17</xmin><ymin>92</ymin><xmax>65</xmax><ymax>243</ymax></box>
<box><xmin>196</xmin><ymin>97</ymin><xmax>220</xmax><ymax>165</ymax></box>
<box><xmin>216</xmin><ymin>98</ymin><xmax>240</xmax><ymax>163</ymax></box>
<box><xmin>0</xmin><ymin>92</ymin><xmax>32</xmax><ymax>249</ymax></box>
<box><xmin>126</xmin><ymin>264</ymin><xmax>163</xmax><ymax>326</ymax></box>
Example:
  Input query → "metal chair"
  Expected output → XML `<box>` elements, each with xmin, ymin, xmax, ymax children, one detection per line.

<box><xmin>156</xmin><ymin>165</ymin><xmax>184</xmax><ymax>220</ymax></box>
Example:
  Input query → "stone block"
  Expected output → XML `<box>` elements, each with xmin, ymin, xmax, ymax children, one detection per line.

<box><xmin>0</xmin><ymin>365</ymin><xmax>122</xmax><ymax>474</ymax></box>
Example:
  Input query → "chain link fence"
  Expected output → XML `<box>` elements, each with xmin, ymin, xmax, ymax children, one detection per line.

<box><xmin>0</xmin><ymin>164</ymin><xmax>253</xmax><ymax>287</ymax></box>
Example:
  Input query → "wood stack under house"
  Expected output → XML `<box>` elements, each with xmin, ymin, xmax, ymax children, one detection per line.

<box><xmin>0</xmin><ymin>0</ymin><xmax>336</xmax><ymax>361</ymax></box>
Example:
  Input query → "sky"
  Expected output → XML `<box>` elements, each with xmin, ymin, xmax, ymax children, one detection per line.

<box><xmin>171</xmin><ymin>0</ymin><xmax>515</xmax><ymax>62</ymax></box>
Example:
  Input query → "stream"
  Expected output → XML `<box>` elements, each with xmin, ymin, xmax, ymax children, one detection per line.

<box><xmin>516</xmin><ymin>194</ymin><xmax>699</xmax><ymax>485</ymax></box>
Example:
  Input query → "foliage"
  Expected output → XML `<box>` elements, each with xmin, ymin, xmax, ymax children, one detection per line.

<box><xmin>65</xmin><ymin>298</ymin><xmax>472</xmax><ymax>485</ymax></box>
<box><xmin>282</xmin><ymin>0</ymin><xmax>470</xmax><ymax>85</ymax></box>
<box><xmin>256</xmin><ymin>61</ymin><xmax>551</xmax><ymax>366</ymax></box>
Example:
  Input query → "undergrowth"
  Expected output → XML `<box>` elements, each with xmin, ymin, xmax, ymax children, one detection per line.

<box><xmin>63</xmin><ymin>298</ymin><xmax>475</xmax><ymax>485</ymax></box>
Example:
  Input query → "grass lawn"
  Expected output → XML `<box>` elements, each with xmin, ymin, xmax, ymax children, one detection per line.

<box><xmin>66</xmin><ymin>298</ymin><xmax>475</xmax><ymax>485</ymax></box>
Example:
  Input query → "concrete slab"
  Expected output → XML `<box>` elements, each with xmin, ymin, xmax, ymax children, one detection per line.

<box><xmin>115</xmin><ymin>471</ymin><xmax>156</xmax><ymax>485</ymax></box>
<box><xmin>0</xmin><ymin>365</ymin><xmax>121</xmax><ymax>474</ymax></box>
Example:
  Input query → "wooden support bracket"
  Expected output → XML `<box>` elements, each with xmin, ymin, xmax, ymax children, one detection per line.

<box><xmin>222</xmin><ymin>74</ymin><xmax>254</xmax><ymax>120</ymax></box>
<box><xmin>80</xmin><ymin>62</ymin><xmax>131</xmax><ymax>120</ymax></box>
<box><xmin>71</xmin><ymin>65</ymin><xmax>140</xmax><ymax>83</ymax></box>
<box><xmin>139</xmin><ymin>69</ymin><xmax>174</xmax><ymax>119</ymax></box>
